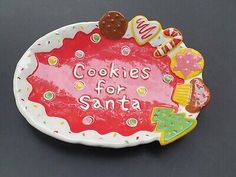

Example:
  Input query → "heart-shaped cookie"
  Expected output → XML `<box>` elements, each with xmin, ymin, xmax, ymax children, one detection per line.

<box><xmin>131</xmin><ymin>15</ymin><xmax>162</xmax><ymax>45</ymax></box>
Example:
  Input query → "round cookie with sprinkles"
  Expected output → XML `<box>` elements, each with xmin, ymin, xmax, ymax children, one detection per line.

<box><xmin>14</xmin><ymin>11</ymin><xmax>211</xmax><ymax>148</ymax></box>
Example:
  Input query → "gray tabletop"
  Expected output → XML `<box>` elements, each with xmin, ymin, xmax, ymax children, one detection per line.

<box><xmin>0</xmin><ymin>0</ymin><xmax>236</xmax><ymax>177</ymax></box>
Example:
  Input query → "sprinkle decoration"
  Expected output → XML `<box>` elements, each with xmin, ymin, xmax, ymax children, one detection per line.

<box><xmin>112</xmin><ymin>132</ymin><xmax>117</xmax><ymax>138</ymax></box>
<box><xmin>33</xmin><ymin>104</ymin><xmax>38</xmax><ymax>108</ymax></box>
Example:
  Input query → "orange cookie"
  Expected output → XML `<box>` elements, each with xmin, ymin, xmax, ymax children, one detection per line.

<box><xmin>99</xmin><ymin>11</ymin><xmax>128</xmax><ymax>39</ymax></box>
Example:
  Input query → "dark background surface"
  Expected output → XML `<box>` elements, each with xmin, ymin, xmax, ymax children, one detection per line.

<box><xmin>0</xmin><ymin>0</ymin><xmax>236</xmax><ymax>176</ymax></box>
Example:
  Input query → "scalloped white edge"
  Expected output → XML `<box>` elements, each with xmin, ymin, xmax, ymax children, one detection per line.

<box><xmin>13</xmin><ymin>21</ymin><xmax>201</xmax><ymax>148</ymax></box>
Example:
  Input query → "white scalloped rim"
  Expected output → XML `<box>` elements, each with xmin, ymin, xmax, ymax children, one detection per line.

<box><xmin>13</xmin><ymin>21</ymin><xmax>201</xmax><ymax>148</ymax></box>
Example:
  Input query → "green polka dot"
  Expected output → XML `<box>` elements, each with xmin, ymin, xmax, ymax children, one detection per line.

<box><xmin>163</xmin><ymin>74</ymin><xmax>173</xmax><ymax>83</ymax></box>
<box><xmin>91</xmin><ymin>33</ymin><xmax>101</xmax><ymax>43</ymax></box>
<box><xmin>43</xmin><ymin>91</ymin><xmax>55</xmax><ymax>101</ymax></box>
<box><xmin>126</xmin><ymin>118</ymin><xmax>138</xmax><ymax>127</ymax></box>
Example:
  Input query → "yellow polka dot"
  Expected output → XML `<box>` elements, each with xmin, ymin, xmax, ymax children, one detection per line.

<box><xmin>112</xmin><ymin>132</ymin><xmax>117</xmax><ymax>138</ymax></box>
<box><xmin>48</xmin><ymin>56</ymin><xmax>58</xmax><ymax>66</ymax></box>
<box><xmin>80</xmin><ymin>26</ymin><xmax>84</xmax><ymax>30</ymax></box>
<box><xmin>136</xmin><ymin>86</ymin><xmax>147</xmax><ymax>96</ymax></box>
<box><xmin>74</xmin><ymin>81</ymin><xmax>85</xmax><ymax>91</ymax></box>
<box><xmin>33</xmin><ymin>104</ymin><xmax>38</xmax><ymax>108</ymax></box>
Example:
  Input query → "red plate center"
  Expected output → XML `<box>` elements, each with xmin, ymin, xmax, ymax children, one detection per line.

<box><xmin>27</xmin><ymin>28</ymin><xmax>183</xmax><ymax>135</ymax></box>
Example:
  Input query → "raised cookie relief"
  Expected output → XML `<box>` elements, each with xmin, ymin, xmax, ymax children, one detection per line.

<box><xmin>170</xmin><ymin>48</ymin><xmax>204</xmax><ymax>79</ymax></box>
<box><xmin>154</xmin><ymin>28</ymin><xmax>183</xmax><ymax>58</ymax></box>
<box><xmin>151</xmin><ymin>107</ymin><xmax>197</xmax><ymax>145</ymax></box>
<box><xmin>185</xmin><ymin>78</ymin><xmax>211</xmax><ymax>113</ymax></box>
<box><xmin>172</xmin><ymin>78</ymin><xmax>211</xmax><ymax>112</ymax></box>
<box><xmin>14</xmin><ymin>11</ymin><xmax>211</xmax><ymax>148</ymax></box>
<box><xmin>99</xmin><ymin>11</ymin><xmax>128</xmax><ymax>39</ymax></box>
<box><xmin>131</xmin><ymin>15</ymin><xmax>162</xmax><ymax>45</ymax></box>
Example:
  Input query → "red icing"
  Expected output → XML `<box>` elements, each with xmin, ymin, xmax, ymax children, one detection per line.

<box><xmin>27</xmin><ymin>28</ymin><xmax>183</xmax><ymax>136</ymax></box>
<box><xmin>136</xmin><ymin>18</ymin><xmax>157</xmax><ymax>39</ymax></box>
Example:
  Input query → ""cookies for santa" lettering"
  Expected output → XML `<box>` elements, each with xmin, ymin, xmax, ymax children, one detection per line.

<box><xmin>73</xmin><ymin>63</ymin><xmax>151</xmax><ymax>80</ymax></box>
<box><xmin>73</xmin><ymin>62</ymin><xmax>151</xmax><ymax>111</ymax></box>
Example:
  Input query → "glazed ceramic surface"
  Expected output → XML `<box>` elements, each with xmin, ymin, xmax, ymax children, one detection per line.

<box><xmin>14</xmin><ymin>14</ymin><xmax>210</xmax><ymax>148</ymax></box>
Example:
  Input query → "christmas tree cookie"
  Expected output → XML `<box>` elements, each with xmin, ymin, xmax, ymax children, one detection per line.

<box><xmin>151</xmin><ymin>107</ymin><xmax>197</xmax><ymax>145</ymax></box>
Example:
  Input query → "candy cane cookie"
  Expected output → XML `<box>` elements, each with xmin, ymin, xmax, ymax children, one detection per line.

<box><xmin>154</xmin><ymin>28</ymin><xmax>183</xmax><ymax>58</ymax></box>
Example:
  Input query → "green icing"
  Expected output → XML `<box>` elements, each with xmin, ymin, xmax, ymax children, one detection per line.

<box><xmin>151</xmin><ymin>107</ymin><xmax>197</xmax><ymax>145</ymax></box>
<box><xmin>93</xmin><ymin>35</ymin><xmax>100</xmax><ymax>41</ymax></box>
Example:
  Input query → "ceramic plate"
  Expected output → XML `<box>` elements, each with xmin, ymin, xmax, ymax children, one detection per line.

<box><xmin>14</xmin><ymin>13</ymin><xmax>210</xmax><ymax>148</ymax></box>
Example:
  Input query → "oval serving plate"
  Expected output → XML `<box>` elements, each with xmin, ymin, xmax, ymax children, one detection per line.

<box><xmin>14</xmin><ymin>12</ymin><xmax>211</xmax><ymax>148</ymax></box>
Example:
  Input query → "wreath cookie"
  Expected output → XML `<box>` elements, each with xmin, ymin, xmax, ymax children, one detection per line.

<box><xmin>14</xmin><ymin>11</ymin><xmax>211</xmax><ymax>148</ymax></box>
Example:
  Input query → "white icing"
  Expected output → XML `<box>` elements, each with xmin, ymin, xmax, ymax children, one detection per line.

<box><xmin>131</xmin><ymin>15</ymin><xmax>162</xmax><ymax>45</ymax></box>
<box><xmin>73</xmin><ymin>63</ymin><xmax>84</xmax><ymax>79</ymax></box>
